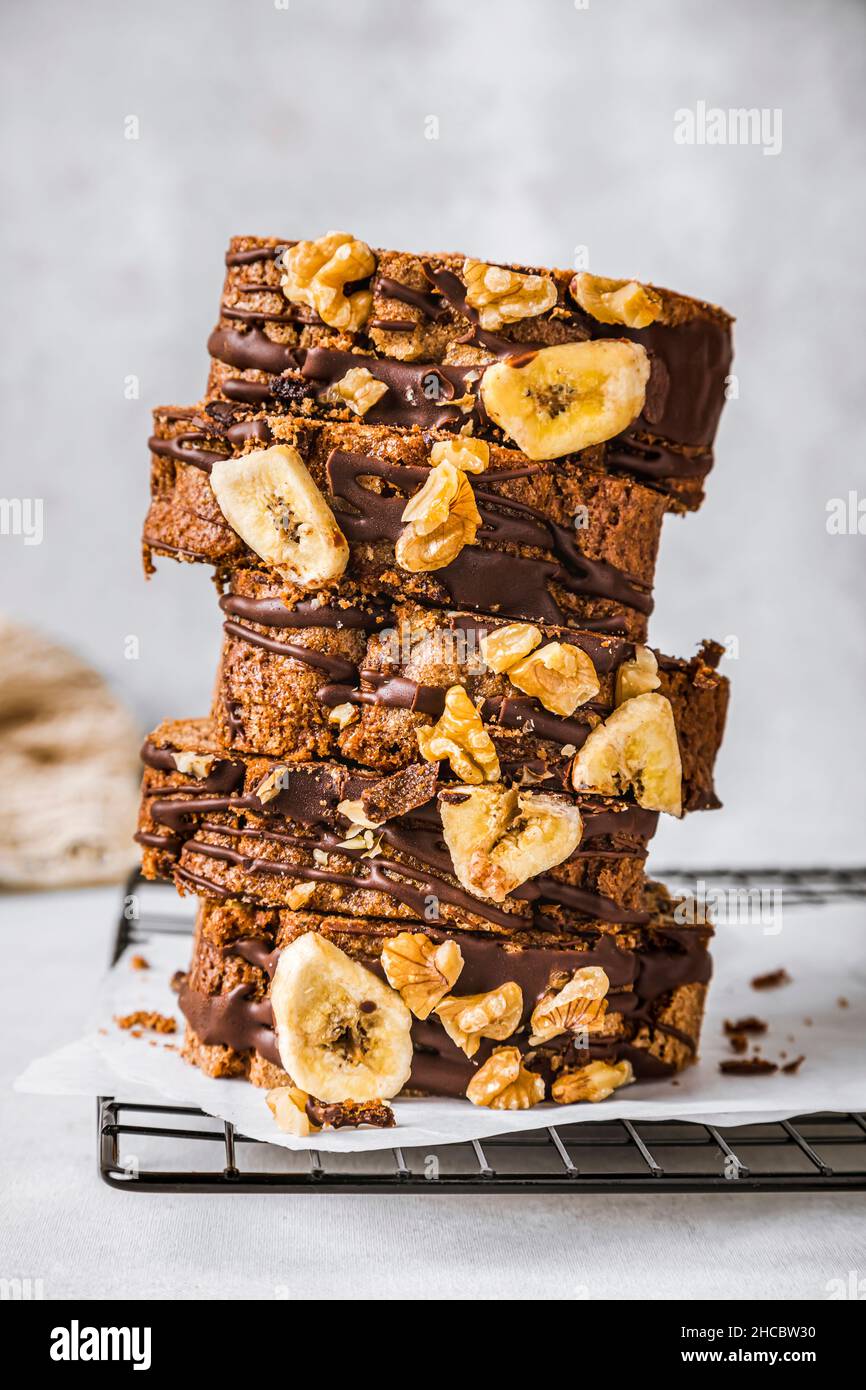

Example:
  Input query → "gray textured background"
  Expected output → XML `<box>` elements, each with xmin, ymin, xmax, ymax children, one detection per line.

<box><xmin>2</xmin><ymin>0</ymin><xmax>864</xmax><ymax>866</ymax></box>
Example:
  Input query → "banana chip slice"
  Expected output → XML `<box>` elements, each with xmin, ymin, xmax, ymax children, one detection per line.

<box><xmin>480</xmin><ymin>340</ymin><xmax>650</xmax><ymax>461</ymax></box>
<box><xmin>270</xmin><ymin>934</ymin><xmax>413</xmax><ymax>1103</ymax></box>
<box><xmin>210</xmin><ymin>444</ymin><xmax>349</xmax><ymax>587</ymax></box>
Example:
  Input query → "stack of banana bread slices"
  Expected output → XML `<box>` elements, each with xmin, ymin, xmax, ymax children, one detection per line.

<box><xmin>138</xmin><ymin>233</ymin><xmax>732</xmax><ymax>1132</ymax></box>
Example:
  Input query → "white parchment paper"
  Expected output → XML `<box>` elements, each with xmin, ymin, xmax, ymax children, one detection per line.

<box><xmin>16</xmin><ymin>903</ymin><xmax>866</xmax><ymax>1151</ymax></box>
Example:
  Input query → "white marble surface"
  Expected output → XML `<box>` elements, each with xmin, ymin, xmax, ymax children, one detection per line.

<box><xmin>3</xmin><ymin>885</ymin><xmax>865</xmax><ymax>1301</ymax></box>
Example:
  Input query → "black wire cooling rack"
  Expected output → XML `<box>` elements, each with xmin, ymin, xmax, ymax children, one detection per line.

<box><xmin>98</xmin><ymin>868</ymin><xmax>866</xmax><ymax>1194</ymax></box>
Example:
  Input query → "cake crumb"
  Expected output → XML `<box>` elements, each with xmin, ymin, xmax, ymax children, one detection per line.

<box><xmin>115</xmin><ymin>1010</ymin><xmax>177</xmax><ymax>1035</ymax></box>
<box><xmin>724</xmin><ymin>1016</ymin><xmax>767</xmax><ymax>1035</ymax></box>
<box><xmin>782</xmin><ymin>1055</ymin><xmax>805</xmax><ymax>1075</ymax></box>
<box><xmin>751</xmin><ymin>969</ymin><xmax>791</xmax><ymax>991</ymax></box>
<box><xmin>719</xmin><ymin>1057</ymin><xmax>778</xmax><ymax>1076</ymax></box>
<box><xmin>130</xmin><ymin>954</ymin><xmax>150</xmax><ymax>971</ymax></box>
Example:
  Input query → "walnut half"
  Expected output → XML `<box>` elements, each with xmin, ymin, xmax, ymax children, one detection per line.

<box><xmin>381</xmin><ymin>932</ymin><xmax>464</xmax><ymax>1019</ymax></box>
<box><xmin>551</xmin><ymin>1059</ymin><xmax>634</xmax><ymax>1104</ymax></box>
<box><xmin>463</xmin><ymin>259</ymin><xmax>558</xmax><ymax>330</ymax></box>
<box><xmin>279</xmin><ymin>231</ymin><xmax>375</xmax><ymax>331</ymax></box>
<box><xmin>416</xmin><ymin>685</ymin><xmax>500</xmax><ymax>785</ymax></box>
<box><xmin>395</xmin><ymin>461</ymin><xmax>481</xmax><ymax>573</ymax></box>
<box><xmin>465</xmin><ymin>1047</ymin><xmax>545</xmax><ymax>1109</ymax></box>
<box><xmin>435</xmin><ymin>984</ymin><xmax>523</xmax><ymax>1058</ymax></box>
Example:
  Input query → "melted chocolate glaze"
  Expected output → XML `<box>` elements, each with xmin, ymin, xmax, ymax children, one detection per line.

<box><xmin>325</xmin><ymin>448</ymin><xmax>650</xmax><ymax>625</ymax></box>
<box><xmin>220</xmin><ymin>592</ymin><xmax>387</xmax><ymax>632</ymax></box>
<box><xmin>179</xmin><ymin>920</ymin><xmax>711</xmax><ymax>1092</ymax></box>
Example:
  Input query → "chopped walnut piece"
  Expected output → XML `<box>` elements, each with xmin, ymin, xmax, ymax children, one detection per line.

<box><xmin>279</xmin><ymin>231</ymin><xmax>375</xmax><ymax>331</ymax></box>
<box><xmin>336</xmin><ymin>798</ymin><xmax>385</xmax><ymax>830</ymax></box>
<box><xmin>465</xmin><ymin>1047</ymin><xmax>545</xmax><ymax>1109</ymax></box>
<box><xmin>266</xmin><ymin>1086</ymin><xmax>320</xmax><ymax>1137</ymax></box>
<box><xmin>430</xmin><ymin>437</ymin><xmax>490</xmax><ymax>474</ymax></box>
<box><xmin>439</xmin><ymin>784</ymin><xmax>583</xmax><ymax>901</ymax></box>
<box><xmin>416</xmin><ymin>685</ymin><xmax>500</xmax><ymax>784</ymax></box>
<box><xmin>480</xmin><ymin>622</ymin><xmax>542</xmax><ymax>674</ymax></box>
<box><xmin>255</xmin><ymin>765</ymin><xmax>289</xmax><ymax>804</ymax></box>
<box><xmin>381</xmin><ymin>932</ymin><xmax>464</xmax><ymax>1019</ymax></box>
<box><xmin>328</xmin><ymin>702</ymin><xmax>359</xmax><ymax>730</ymax></box>
<box><xmin>284</xmin><ymin>881</ymin><xmax>318</xmax><ymax>909</ymax></box>
<box><xmin>570</xmin><ymin>272</ymin><xmax>662</xmax><ymax>329</ymax></box>
<box><xmin>507</xmin><ymin>641</ymin><xmax>600</xmax><ymax>717</ymax></box>
<box><xmin>326</xmin><ymin>366</ymin><xmax>389</xmax><ymax>416</ymax></box>
<box><xmin>551</xmin><ymin>1059</ymin><xmax>634</xmax><ymax>1104</ymax></box>
<box><xmin>172</xmin><ymin>750</ymin><xmax>216</xmax><ymax>779</ymax></box>
<box><xmin>395</xmin><ymin>461</ymin><xmax>481</xmax><ymax>573</ymax></box>
<box><xmin>115</xmin><ymin>1011</ymin><xmax>177</xmax><ymax>1035</ymax></box>
<box><xmin>435</xmin><ymin>983</ymin><xmax>523</xmax><ymax>1058</ymax></box>
<box><xmin>529</xmin><ymin>967</ymin><xmax>610</xmax><ymax>1045</ymax></box>
<box><xmin>615</xmin><ymin>645</ymin><xmax>660</xmax><ymax>705</ymax></box>
<box><xmin>463</xmin><ymin>259</ymin><xmax>558</xmax><ymax>330</ymax></box>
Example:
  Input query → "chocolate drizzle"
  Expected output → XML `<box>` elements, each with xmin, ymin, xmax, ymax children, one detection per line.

<box><xmin>219</xmin><ymin>592</ymin><xmax>386</xmax><ymax>632</ymax></box>
<box><xmin>325</xmin><ymin>448</ymin><xmax>651</xmax><ymax>625</ymax></box>
<box><xmin>221</xmin><ymin>619</ymin><xmax>359</xmax><ymax>682</ymax></box>
<box><xmin>376</xmin><ymin>276</ymin><xmax>450</xmax><ymax>322</ymax></box>
<box><xmin>301</xmin><ymin>348</ymin><xmax>479</xmax><ymax>429</ymax></box>
<box><xmin>207</xmin><ymin>326</ymin><xmax>297</xmax><ymax>375</ymax></box>
<box><xmin>178</xmin><ymin>918</ymin><xmax>711</xmax><ymax>1091</ymax></box>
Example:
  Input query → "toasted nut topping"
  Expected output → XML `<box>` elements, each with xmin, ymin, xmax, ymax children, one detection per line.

<box><xmin>279</xmin><ymin>231</ymin><xmax>375</xmax><ymax>331</ymax></box>
<box><xmin>395</xmin><ymin>461</ymin><xmax>482</xmax><ymax>573</ymax></box>
<box><xmin>381</xmin><ymin>932</ymin><xmax>464</xmax><ymax>1019</ymax></box>
<box><xmin>480</xmin><ymin>622</ymin><xmax>542</xmax><ymax>674</ymax></box>
<box><xmin>211</xmin><ymin>444</ymin><xmax>349</xmax><ymax>587</ymax></box>
<box><xmin>430</xmin><ymin>437</ymin><xmax>490</xmax><ymax>474</ymax></box>
<box><xmin>463</xmin><ymin>259</ymin><xmax>558</xmax><ymax>330</ymax></box>
<box><xmin>336</xmin><ymin>798</ymin><xmax>385</xmax><ymax>830</ymax></box>
<box><xmin>465</xmin><ymin>1047</ymin><xmax>545</xmax><ymax>1109</ymax></box>
<box><xmin>328</xmin><ymin>702</ymin><xmax>360</xmax><ymax>730</ymax></box>
<box><xmin>326</xmin><ymin>366</ymin><xmax>388</xmax><ymax>416</ymax></box>
<box><xmin>529</xmin><ymin>966</ymin><xmax>610</xmax><ymax>1045</ymax></box>
<box><xmin>256</xmin><ymin>765</ymin><xmax>289</xmax><ymax>804</ymax></box>
<box><xmin>439</xmin><ymin>784</ymin><xmax>583</xmax><ymax>902</ymax></box>
<box><xmin>284</xmin><ymin>881</ymin><xmax>318</xmax><ymax>909</ymax></box>
<box><xmin>551</xmin><ymin>1059</ymin><xmax>634</xmax><ymax>1104</ymax></box>
<box><xmin>416</xmin><ymin>685</ymin><xmax>500</xmax><ymax>784</ymax></box>
<box><xmin>569</xmin><ymin>691</ymin><xmax>682</xmax><ymax>816</ymax></box>
<box><xmin>507</xmin><ymin>641</ymin><xmax>600</xmax><ymax>717</ymax></box>
<box><xmin>435</xmin><ymin>984</ymin><xmax>523</xmax><ymax>1058</ymax></box>
<box><xmin>570</xmin><ymin>272</ymin><xmax>662</xmax><ymax>329</ymax></box>
<box><xmin>266</xmin><ymin>1086</ymin><xmax>319</xmax><ymax>1136</ymax></box>
<box><xmin>172</xmin><ymin>751</ymin><xmax>216</xmax><ymax>779</ymax></box>
<box><xmin>615</xmin><ymin>645</ymin><xmax>660</xmax><ymax>704</ymax></box>
<box><xmin>480</xmin><ymin>340</ymin><xmax>650</xmax><ymax>461</ymax></box>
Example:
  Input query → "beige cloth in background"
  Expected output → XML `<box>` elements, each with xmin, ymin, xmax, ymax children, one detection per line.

<box><xmin>0</xmin><ymin>616</ymin><xmax>140</xmax><ymax>888</ymax></box>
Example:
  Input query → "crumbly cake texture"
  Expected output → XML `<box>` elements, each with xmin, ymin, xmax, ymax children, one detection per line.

<box><xmin>137</xmin><ymin>719</ymin><xmax>658</xmax><ymax>932</ymax></box>
<box><xmin>208</xmin><ymin>237</ymin><xmax>733</xmax><ymax>510</ymax></box>
<box><xmin>144</xmin><ymin>407</ymin><xmax>666</xmax><ymax>639</ymax></box>
<box><xmin>178</xmin><ymin>893</ymin><xmax>711</xmax><ymax>1098</ymax></box>
<box><xmin>206</xmin><ymin>582</ymin><xmax>728</xmax><ymax>806</ymax></box>
<box><xmin>136</xmin><ymin>232</ymin><xmax>732</xmax><ymax>1118</ymax></box>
